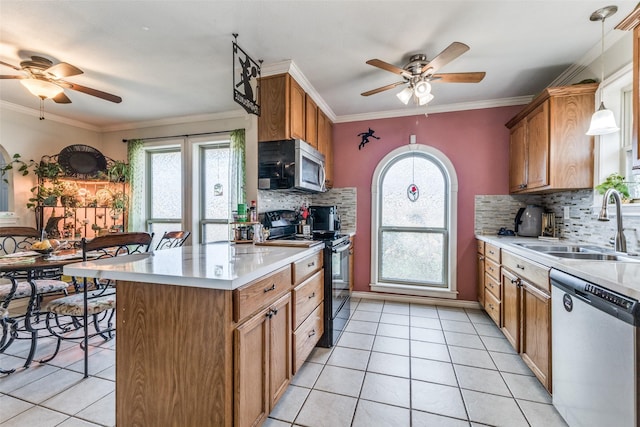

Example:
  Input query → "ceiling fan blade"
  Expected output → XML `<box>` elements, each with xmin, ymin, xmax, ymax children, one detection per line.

<box><xmin>366</xmin><ymin>59</ymin><xmax>411</xmax><ymax>78</ymax></box>
<box><xmin>53</xmin><ymin>92</ymin><xmax>72</xmax><ymax>104</ymax></box>
<box><xmin>58</xmin><ymin>81</ymin><xmax>122</xmax><ymax>103</ymax></box>
<box><xmin>420</xmin><ymin>42</ymin><xmax>470</xmax><ymax>75</ymax></box>
<box><xmin>432</xmin><ymin>72</ymin><xmax>486</xmax><ymax>83</ymax></box>
<box><xmin>0</xmin><ymin>60</ymin><xmax>22</xmax><ymax>71</ymax></box>
<box><xmin>46</xmin><ymin>62</ymin><xmax>83</xmax><ymax>79</ymax></box>
<box><xmin>361</xmin><ymin>81</ymin><xmax>406</xmax><ymax>96</ymax></box>
<box><xmin>0</xmin><ymin>75</ymin><xmax>25</xmax><ymax>79</ymax></box>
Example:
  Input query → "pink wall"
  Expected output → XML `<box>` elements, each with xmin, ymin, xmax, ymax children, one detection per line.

<box><xmin>333</xmin><ymin>105</ymin><xmax>523</xmax><ymax>301</ymax></box>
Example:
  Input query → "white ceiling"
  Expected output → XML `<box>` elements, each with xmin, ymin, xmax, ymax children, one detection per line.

<box><xmin>0</xmin><ymin>1</ymin><xmax>638</xmax><ymax>130</ymax></box>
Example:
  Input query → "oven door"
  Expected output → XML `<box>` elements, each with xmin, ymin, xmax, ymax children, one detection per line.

<box><xmin>331</xmin><ymin>239</ymin><xmax>351</xmax><ymax>315</ymax></box>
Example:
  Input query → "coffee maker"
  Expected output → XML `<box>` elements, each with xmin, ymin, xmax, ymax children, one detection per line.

<box><xmin>309</xmin><ymin>206</ymin><xmax>341</xmax><ymax>232</ymax></box>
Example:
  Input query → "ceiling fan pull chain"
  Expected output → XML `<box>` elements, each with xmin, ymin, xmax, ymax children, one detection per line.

<box><xmin>39</xmin><ymin>97</ymin><xmax>45</xmax><ymax>120</ymax></box>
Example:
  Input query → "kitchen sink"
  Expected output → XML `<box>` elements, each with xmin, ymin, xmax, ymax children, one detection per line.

<box><xmin>514</xmin><ymin>242</ymin><xmax>640</xmax><ymax>262</ymax></box>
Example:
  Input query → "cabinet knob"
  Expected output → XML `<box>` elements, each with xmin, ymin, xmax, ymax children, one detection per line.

<box><xmin>264</xmin><ymin>284</ymin><xmax>276</xmax><ymax>293</ymax></box>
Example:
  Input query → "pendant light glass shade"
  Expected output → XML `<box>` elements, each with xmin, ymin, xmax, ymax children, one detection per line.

<box><xmin>586</xmin><ymin>101</ymin><xmax>620</xmax><ymax>135</ymax></box>
<box><xmin>20</xmin><ymin>79</ymin><xmax>64</xmax><ymax>99</ymax></box>
<box><xmin>417</xmin><ymin>93</ymin><xmax>434</xmax><ymax>106</ymax></box>
<box><xmin>396</xmin><ymin>86</ymin><xmax>413</xmax><ymax>105</ymax></box>
<box><xmin>586</xmin><ymin>5</ymin><xmax>619</xmax><ymax>136</ymax></box>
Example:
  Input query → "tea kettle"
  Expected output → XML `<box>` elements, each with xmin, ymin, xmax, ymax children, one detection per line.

<box><xmin>514</xmin><ymin>205</ymin><xmax>544</xmax><ymax>237</ymax></box>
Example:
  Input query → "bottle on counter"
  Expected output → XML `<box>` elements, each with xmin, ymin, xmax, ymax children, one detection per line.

<box><xmin>249</xmin><ymin>200</ymin><xmax>257</xmax><ymax>222</ymax></box>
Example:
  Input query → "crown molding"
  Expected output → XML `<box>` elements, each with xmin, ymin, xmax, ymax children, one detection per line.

<box><xmin>0</xmin><ymin>100</ymin><xmax>101</xmax><ymax>131</ymax></box>
<box><xmin>333</xmin><ymin>96</ymin><xmax>532</xmax><ymax>123</ymax></box>
<box><xmin>100</xmin><ymin>109</ymin><xmax>249</xmax><ymax>132</ymax></box>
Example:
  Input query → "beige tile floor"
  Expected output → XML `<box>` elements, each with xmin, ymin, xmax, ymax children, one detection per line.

<box><xmin>0</xmin><ymin>298</ymin><xmax>568</xmax><ymax>426</ymax></box>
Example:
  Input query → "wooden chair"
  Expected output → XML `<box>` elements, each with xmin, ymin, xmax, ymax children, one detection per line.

<box><xmin>44</xmin><ymin>232</ymin><xmax>153</xmax><ymax>377</ymax></box>
<box><xmin>0</xmin><ymin>227</ymin><xmax>69</xmax><ymax>373</ymax></box>
<box><xmin>155</xmin><ymin>230</ymin><xmax>191</xmax><ymax>250</ymax></box>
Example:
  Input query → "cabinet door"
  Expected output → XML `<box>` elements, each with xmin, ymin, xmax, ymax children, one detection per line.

<box><xmin>258</xmin><ymin>75</ymin><xmax>287</xmax><ymax>142</ymax></box>
<box><xmin>525</xmin><ymin>101</ymin><xmax>550</xmax><ymax>190</ymax></box>
<box><xmin>269</xmin><ymin>293</ymin><xmax>292</xmax><ymax>409</ymax></box>
<box><xmin>634</xmin><ymin>25</ymin><xmax>640</xmax><ymax>173</ymax></box>
<box><xmin>477</xmin><ymin>252</ymin><xmax>485</xmax><ymax>307</ymax></box>
<box><xmin>305</xmin><ymin>95</ymin><xmax>318</xmax><ymax>148</ymax></box>
<box><xmin>509</xmin><ymin>120</ymin><xmax>527</xmax><ymax>192</ymax></box>
<box><xmin>235</xmin><ymin>306</ymin><xmax>269</xmax><ymax>427</ymax></box>
<box><xmin>501</xmin><ymin>268</ymin><xmax>520</xmax><ymax>351</ymax></box>
<box><xmin>289</xmin><ymin>77</ymin><xmax>306</xmax><ymax>140</ymax></box>
<box><xmin>349</xmin><ymin>237</ymin><xmax>354</xmax><ymax>293</ymax></box>
<box><xmin>317</xmin><ymin>109</ymin><xmax>333</xmax><ymax>188</ymax></box>
<box><xmin>521</xmin><ymin>282</ymin><xmax>551</xmax><ymax>391</ymax></box>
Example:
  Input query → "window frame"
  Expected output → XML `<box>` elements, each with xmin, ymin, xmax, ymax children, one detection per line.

<box><xmin>370</xmin><ymin>143</ymin><xmax>459</xmax><ymax>298</ymax></box>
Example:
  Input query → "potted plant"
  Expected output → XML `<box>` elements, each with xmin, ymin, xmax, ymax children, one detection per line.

<box><xmin>106</xmin><ymin>160</ymin><xmax>130</xmax><ymax>183</ymax></box>
<box><xmin>109</xmin><ymin>190</ymin><xmax>128</xmax><ymax>218</ymax></box>
<box><xmin>595</xmin><ymin>173</ymin><xmax>631</xmax><ymax>202</ymax></box>
<box><xmin>59</xmin><ymin>181</ymin><xmax>80</xmax><ymax>207</ymax></box>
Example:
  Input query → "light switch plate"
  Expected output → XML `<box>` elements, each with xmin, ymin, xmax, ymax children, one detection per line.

<box><xmin>563</xmin><ymin>206</ymin><xmax>571</xmax><ymax>218</ymax></box>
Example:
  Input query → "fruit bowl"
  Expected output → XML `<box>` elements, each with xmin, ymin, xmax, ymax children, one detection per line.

<box><xmin>33</xmin><ymin>248</ymin><xmax>54</xmax><ymax>255</ymax></box>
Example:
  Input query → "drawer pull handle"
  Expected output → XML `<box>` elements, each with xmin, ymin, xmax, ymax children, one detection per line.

<box><xmin>488</xmin><ymin>304</ymin><xmax>494</xmax><ymax>310</ymax></box>
<box><xmin>308</xmin><ymin>329</ymin><xmax>316</xmax><ymax>338</ymax></box>
<box><xmin>307</xmin><ymin>261</ymin><xmax>315</xmax><ymax>268</ymax></box>
<box><xmin>264</xmin><ymin>284</ymin><xmax>276</xmax><ymax>293</ymax></box>
<box><xmin>271</xmin><ymin>308</ymin><xmax>278</xmax><ymax>316</ymax></box>
<box><xmin>516</xmin><ymin>264</ymin><xmax>525</xmax><ymax>270</ymax></box>
<box><xmin>308</xmin><ymin>292</ymin><xmax>315</xmax><ymax>299</ymax></box>
<box><xmin>266</xmin><ymin>310</ymin><xmax>273</xmax><ymax>319</ymax></box>
<box><xmin>510</xmin><ymin>278</ymin><xmax>518</xmax><ymax>284</ymax></box>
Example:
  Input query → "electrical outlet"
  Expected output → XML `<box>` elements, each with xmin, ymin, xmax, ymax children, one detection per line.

<box><xmin>563</xmin><ymin>206</ymin><xmax>571</xmax><ymax>219</ymax></box>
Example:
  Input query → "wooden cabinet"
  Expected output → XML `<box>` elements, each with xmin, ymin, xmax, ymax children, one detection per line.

<box><xmin>616</xmin><ymin>6</ymin><xmax>640</xmax><ymax>173</ymax></box>
<box><xmin>317</xmin><ymin>108</ymin><xmax>334</xmax><ymax>188</ymax></box>
<box><xmin>500</xmin><ymin>249</ymin><xmax>552</xmax><ymax>392</ymax></box>
<box><xmin>349</xmin><ymin>236</ymin><xmax>354</xmax><ymax>293</ymax></box>
<box><xmin>477</xmin><ymin>240</ymin><xmax>485</xmax><ymax>307</ymax></box>
<box><xmin>481</xmin><ymin>242</ymin><xmax>501</xmax><ymax>327</ymax></box>
<box><xmin>290</xmin><ymin>252</ymin><xmax>324</xmax><ymax>374</ymax></box>
<box><xmin>305</xmin><ymin>95</ymin><xmax>318</xmax><ymax>148</ymax></box>
<box><xmin>258</xmin><ymin>74</ymin><xmax>305</xmax><ymax>142</ymax></box>
<box><xmin>235</xmin><ymin>292</ymin><xmax>291</xmax><ymax>427</ymax></box>
<box><xmin>505</xmin><ymin>83</ymin><xmax>598</xmax><ymax>193</ymax></box>
<box><xmin>234</xmin><ymin>265</ymin><xmax>293</xmax><ymax>427</ymax></box>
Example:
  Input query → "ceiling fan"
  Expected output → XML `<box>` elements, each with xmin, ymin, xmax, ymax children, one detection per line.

<box><xmin>362</xmin><ymin>42</ymin><xmax>485</xmax><ymax>106</ymax></box>
<box><xmin>0</xmin><ymin>55</ymin><xmax>122</xmax><ymax>104</ymax></box>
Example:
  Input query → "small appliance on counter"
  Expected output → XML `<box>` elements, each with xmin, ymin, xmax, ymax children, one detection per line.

<box><xmin>309</xmin><ymin>205</ymin><xmax>341</xmax><ymax>232</ymax></box>
<box><xmin>514</xmin><ymin>205</ymin><xmax>544</xmax><ymax>237</ymax></box>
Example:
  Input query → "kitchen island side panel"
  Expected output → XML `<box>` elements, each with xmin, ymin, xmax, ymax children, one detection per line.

<box><xmin>116</xmin><ymin>280</ymin><xmax>234</xmax><ymax>427</ymax></box>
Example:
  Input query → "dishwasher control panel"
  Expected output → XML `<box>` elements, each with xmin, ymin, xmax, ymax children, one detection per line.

<box><xmin>550</xmin><ymin>268</ymin><xmax>640</xmax><ymax>326</ymax></box>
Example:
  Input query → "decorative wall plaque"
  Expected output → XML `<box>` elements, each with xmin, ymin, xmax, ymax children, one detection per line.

<box><xmin>232</xmin><ymin>34</ymin><xmax>261</xmax><ymax>116</ymax></box>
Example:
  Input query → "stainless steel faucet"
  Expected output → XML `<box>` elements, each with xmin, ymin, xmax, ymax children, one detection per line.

<box><xmin>598</xmin><ymin>188</ymin><xmax>627</xmax><ymax>253</ymax></box>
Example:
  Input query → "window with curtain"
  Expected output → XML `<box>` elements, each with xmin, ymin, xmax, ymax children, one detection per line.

<box><xmin>128</xmin><ymin>130</ymin><xmax>244</xmax><ymax>244</ymax></box>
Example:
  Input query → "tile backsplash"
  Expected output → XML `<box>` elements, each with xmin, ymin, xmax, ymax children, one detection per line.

<box><xmin>258</xmin><ymin>187</ymin><xmax>357</xmax><ymax>232</ymax></box>
<box><xmin>475</xmin><ymin>191</ymin><xmax>640</xmax><ymax>253</ymax></box>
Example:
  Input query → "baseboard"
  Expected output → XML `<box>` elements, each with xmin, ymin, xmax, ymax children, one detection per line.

<box><xmin>351</xmin><ymin>291</ymin><xmax>481</xmax><ymax>310</ymax></box>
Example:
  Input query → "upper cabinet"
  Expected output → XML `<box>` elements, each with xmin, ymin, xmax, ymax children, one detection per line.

<box><xmin>616</xmin><ymin>6</ymin><xmax>640</xmax><ymax>174</ymax></box>
<box><xmin>258</xmin><ymin>73</ymin><xmax>334</xmax><ymax>188</ymax></box>
<box><xmin>505</xmin><ymin>83</ymin><xmax>598</xmax><ymax>194</ymax></box>
<box><xmin>258</xmin><ymin>73</ymin><xmax>305</xmax><ymax>142</ymax></box>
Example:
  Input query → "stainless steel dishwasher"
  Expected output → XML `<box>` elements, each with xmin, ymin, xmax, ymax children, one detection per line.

<box><xmin>550</xmin><ymin>269</ymin><xmax>640</xmax><ymax>427</ymax></box>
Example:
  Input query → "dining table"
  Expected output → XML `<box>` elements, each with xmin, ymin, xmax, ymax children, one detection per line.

<box><xmin>0</xmin><ymin>250</ymin><xmax>86</xmax><ymax>371</ymax></box>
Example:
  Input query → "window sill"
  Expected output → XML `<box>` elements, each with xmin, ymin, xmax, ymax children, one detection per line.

<box><xmin>370</xmin><ymin>283</ymin><xmax>458</xmax><ymax>299</ymax></box>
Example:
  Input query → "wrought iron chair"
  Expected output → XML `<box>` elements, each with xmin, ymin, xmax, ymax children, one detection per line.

<box><xmin>0</xmin><ymin>227</ymin><xmax>69</xmax><ymax>373</ymax></box>
<box><xmin>44</xmin><ymin>232</ymin><xmax>153</xmax><ymax>377</ymax></box>
<box><xmin>155</xmin><ymin>230</ymin><xmax>191</xmax><ymax>250</ymax></box>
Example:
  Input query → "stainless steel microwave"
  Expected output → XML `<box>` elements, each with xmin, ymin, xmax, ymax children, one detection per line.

<box><xmin>258</xmin><ymin>139</ymin><xmax>326</xmax><ymax>193</ymax></box>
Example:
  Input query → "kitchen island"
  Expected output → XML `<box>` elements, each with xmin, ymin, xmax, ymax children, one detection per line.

<box><xmin>63</xmin><ymin>242</ymin><xmax>325</xmax><ymax>427</ymax></box>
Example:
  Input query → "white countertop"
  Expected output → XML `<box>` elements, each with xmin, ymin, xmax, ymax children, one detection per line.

<box><xmin>63</xmin><ymin>242</ymin><xmax>324</xmax><ymax>291</ymax></box>
<box><xmin>477</xmin><ymin>235</ymin><xmax>640</xmax><ymax>300</ymax></box>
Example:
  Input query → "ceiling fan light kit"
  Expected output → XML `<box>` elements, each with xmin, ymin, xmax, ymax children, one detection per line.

<box><xmin>19</xmin><ymin>78</ymin><xmax>63</xmax><ymax>99</ymax></box>
<box><xmin>362</xmin><ymin>41</ymin><xmax>485</xmax><ymax>107</ymax></box>
<box><xmin>586</xmin><ymin>5</ymin><xmax>620</xmax><ymax>136</ymax></box>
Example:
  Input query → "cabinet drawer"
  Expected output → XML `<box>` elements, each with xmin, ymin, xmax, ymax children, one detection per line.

<box><xmin>292</xmin><ymin>251</ymin><xmax>323</xmax><ymax>285</ymax></box>
<box><xmin>477</xmin><ymin>239</ymin><xmax>485</xmax><ymax>255</ymax></box>
<box><xmin>484</xmin><ymin>288</ymin><xmax>501</xmax><ymax>327</ymax></box>
<box><xmin>485</xmin><ymin>272</ymin><xmax>501</xmax><ymax>300</ymax></box>
<box><xmin>292</xmin><ymin>270</ymin><xmax>324</xmax><ymax>329</ymax></box>
<box><xmin>485</xmin><ymin>243</ymin><xmax>501</xmax><ymax>263</ymax></box>
<box><xmin>293</xmin><ymin>303</ymin><xmax>324</xmax><ymax>374</ymax></box>
<box><xmin>484</xmin><ymin>258</ymin><xmax>501</xmax><ymax>281</ymax></box>
<box><xmin>233</xmin><ymin>265</ymin><xmax>292</xmax><ymax>322</ymax></box>
<box><xmin>502</xmin><ymin>251</ymin><xmax>550</xmax><ymax>293</ymax></box>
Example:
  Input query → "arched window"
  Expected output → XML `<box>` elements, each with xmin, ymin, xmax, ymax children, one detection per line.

<box><xmin>371</xmin><ymin>144</ymin><xmax>458</xmax><ymax>298</ymax></box>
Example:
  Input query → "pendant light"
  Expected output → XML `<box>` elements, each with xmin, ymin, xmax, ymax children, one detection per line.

<box><xmin>586</xmin><ymin>5</ymin><xmax>620</xmax><ymax>136</ymax></box>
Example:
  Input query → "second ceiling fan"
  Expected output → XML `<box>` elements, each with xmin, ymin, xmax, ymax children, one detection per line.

<box><xmin>362</xmin><ymin>42</ymin><xmax>485</xmax><ymax>106</ymax></box>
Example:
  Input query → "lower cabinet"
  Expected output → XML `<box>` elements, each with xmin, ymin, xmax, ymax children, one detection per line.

<box><xmin>501</xmin><ymin>250</ymin><xmax>552</xmax><ymax>392</ymax></box>
<box><xmin>477</xmin><ymin>240</ymin><xmax>485</xmax><ymax>307</ymax></box>
<box><xmin>235</xmin><ymin>292</ymin><xmax>292</xmax><ymax>427</ymax></box>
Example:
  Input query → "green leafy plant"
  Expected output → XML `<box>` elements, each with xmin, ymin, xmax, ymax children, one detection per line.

<box><xmin>595</xmin><ymin>173</ymin><xmax>630</xmax><ymax>201</ymax></box>
<box><xmin>109</xmin><ymin>190</ymin><xmax>129</xmax><ymax>214</ymax></box>
<box><xmin>106</xmin><ymin>160</ymin><xmax>130</xmax><ymax>183</ymax></box>
<box><xmin>0</xmin><ymin>153</ymin><xmax>63</xmax><ymax>183</ymax></box>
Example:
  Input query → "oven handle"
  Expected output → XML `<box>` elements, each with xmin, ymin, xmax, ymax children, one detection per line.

<box><xmin>332</xmin><ymin>241</ymin><xmax>351</xmax><ymax>254</ymax></box>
